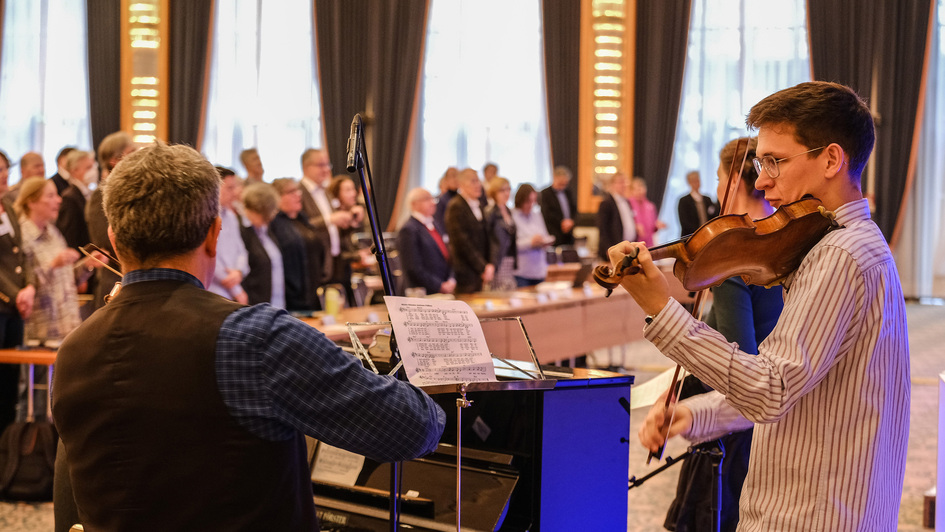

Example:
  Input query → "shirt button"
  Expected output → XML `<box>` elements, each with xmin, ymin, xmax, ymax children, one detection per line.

<box><xmin>12</xmin><ymin>246</ymin><xmax>18</xmax><ymax>253</ymax></box>
<box><xmin>14</xmin><ymin>266</ymin><xmax>22</xmax><ymax>274</ymax></box>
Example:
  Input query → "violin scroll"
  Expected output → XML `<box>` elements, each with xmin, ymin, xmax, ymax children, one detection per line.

<box><xmin>593</xmin><ymin>248</ymin><xmax>641</xmax><ymax>296</ymax></box>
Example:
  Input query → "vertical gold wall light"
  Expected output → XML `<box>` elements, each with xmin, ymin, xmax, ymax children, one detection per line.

<box><xmin>578</xmin><ymin>0</ymin><xmax>636</xmax><ymax>213</ymax></box>
<box><xmin>121</xmin><ymin>0</ymin><xmax>169</xmax><ymax>144</ymax></box>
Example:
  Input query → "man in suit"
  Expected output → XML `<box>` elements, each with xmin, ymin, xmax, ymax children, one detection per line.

<box><xmin>540</xmin><ymin>165</ymin><xmax>578</xmax><ymax>247</ymax></box>
<box><xmin>86</xmin><ymin>131</ymin><xmax>136</xmax><ymax>310</ymax></box>
<box><xmin>56</xmin><ymin>150</ymin><xmax>95</xmax><ymax>250</ymax></box>
<box><xmin>677</xmin><ymin>170</ymin><xmax>718</xmax><ymax>236</ymax></box>
<box><xmin>50</xmin><ymin>146</ymin><xmax>77</xmax><ymax>196</ymax></box>
<box><xmin>397</xmin><ymin>188</ymin><xmax>455</xmax><ymax>295</ymax></box>
<box><xmin>240</xmin><ymin>148</ymin><xmax>264</xmax><ymax>184</ymax></box>
<box><xmin>445</xmin><ymin>168</ymin><xmax>493</xmax><ymax>294</ymax></box>
<box><xmin>597</xmin><ymin>172</ymin><xmax>636</xmax><ymax>261</ymax></box>
<box><xmin>298</xmin><ymin>148</ymin><xmax>356</xmax><ymax>283</ymax></box>
<box><xmin>19</xmin><ymin>152</ymin><xmax>46</xmax><ymax>182</ymax></box>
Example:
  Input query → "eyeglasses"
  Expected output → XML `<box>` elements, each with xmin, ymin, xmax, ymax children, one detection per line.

<box><xmin>752</xmin><ymin>146</ymin><xmax>827</xmax><ymax>179</ymax></box>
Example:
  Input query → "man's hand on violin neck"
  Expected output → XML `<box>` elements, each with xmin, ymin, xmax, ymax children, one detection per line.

<box><xmin>607</xmin><ymin>241</ymin><xmax>670</xmax><ymax>316</ymax></box>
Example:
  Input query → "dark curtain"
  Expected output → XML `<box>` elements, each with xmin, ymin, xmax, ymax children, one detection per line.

<box><xmin>314</xmin><ymin>0</ymin><xmax>428</xmax><ymax>230</ymax></box>
<box><xmin>806</xmin><ymin>0</ymin><xmax>876</xmax><ymax>98</ymax></box>
<box><xmin>86</xmin><ymin>0</ymin><xmax>122</xmax><ymax>152</ymax></box>
<box><xmin>633</xmin><ymin>0</ymin><xmax>692</xmax><ymax>210</ymax></box>
<box><xmin>541</xmin><ymin>0</ymin><xmax>581</xmax><ymax>184</ymax></box>
<box><xmin>808</xmin><ymin>0</ymin><xmax>932</xmax><ymax>242</ymax></box>
<box><xmin>872</xmin><ymin>0</ymin><xmax>932</xmax><ymax>243</ymax></box>
<box><xmin>168</xmin><ymin>0</ymin><xmax>214</xmax><ymax>147</ymax></box>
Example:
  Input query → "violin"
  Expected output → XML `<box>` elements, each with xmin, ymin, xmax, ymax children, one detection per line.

<box><xmin>593</xmin><ymin>195</ymin><xmax>839</xmax><ymax>294</ymax></box>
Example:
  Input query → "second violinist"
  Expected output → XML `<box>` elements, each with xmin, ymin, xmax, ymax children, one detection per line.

<box><xmin>616</xmin><ymin>81</ymin><xmax>909</xmax><ymax>531</ymax></box>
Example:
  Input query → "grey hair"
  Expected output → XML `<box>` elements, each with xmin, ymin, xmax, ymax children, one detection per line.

<box><xmin>65</xmin><ymin>150</ymin><xmax>93</xmax><ymax>173</ymax></box>
<box><xmin>553</xmin><ymin>166</ymin><xmax>572</xmax><ymax>179</ymax></box>
<box><xmin>241</xmin><ymin>182</ymin><xmax>280</xmax><ymax>222</ymax></box>
<box><xmin>406</xmin><ymin>187</ymin><xmax>432</xmax><ymax>208</ymax></box>
<box><xmin>97</xmin><ymin>131</ymin><xmax>133</xmax><ymax>171</ymax></box>
<box><xmin>104</xmin><ymin>143</ymin><xmax>220</xmax><ymax>264</ymax></box>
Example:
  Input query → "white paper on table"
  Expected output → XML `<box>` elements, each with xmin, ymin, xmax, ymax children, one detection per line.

<box><xmin>384</xmin><ymin>295</ymin><xmax>497</xmax><ymax>387</ymax></box>
<box><xmin>310</xmin><ymin>443</ymin><xmax>365</xmax><ymax>486</ymax></box>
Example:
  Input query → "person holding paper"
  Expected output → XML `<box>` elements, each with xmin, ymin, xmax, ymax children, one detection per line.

<box><xmin>51</xmin><ymin>143</ymin><xmax>446</xmax><ymax>531</ymax></box>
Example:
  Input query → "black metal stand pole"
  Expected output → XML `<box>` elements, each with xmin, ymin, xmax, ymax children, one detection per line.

<box><xmin>628</xmin><ymin>451</ymin><xmax>692</xmax><ymax>490</ymax></box>
<box><xmin>346</xmin><ymin>113</ymin><xmax>402</xmax><ymax>531</ymax></box>
<box><xmin>708</xmin><ymin>442</ymin><xmax>724</xmax><ymax>532</ymax></box>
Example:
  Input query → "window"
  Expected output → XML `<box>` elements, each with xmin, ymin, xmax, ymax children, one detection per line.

<box><xmin>417</xmin><ymin>0</ymin><xmax>552</xmax><ymax>193</ymax></box>
<box><xmin>659</xmin><ymin>0</ymin><xmax>810</xmax><ymax>240</ymax></box>
<box><xmin>0</xmin><ymin>0</ymin><xmax>92</xmax><ymax>182</ymax></box>
<box><xmin>200</xmin><ymin>0</ymin><xmax>322</xmax><ymax>180</ymax></box>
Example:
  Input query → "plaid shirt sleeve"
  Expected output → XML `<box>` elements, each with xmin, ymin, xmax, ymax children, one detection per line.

<box><xmin>216</xmin><ymin>304</ymin><xmax>446</xmax><ymax>462</ymax></box>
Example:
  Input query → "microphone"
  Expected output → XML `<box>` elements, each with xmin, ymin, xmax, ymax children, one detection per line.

<box><xmin>346</xmin><ymin>114</ymin><xmax>360</xmax><ymax>172</ymax></box>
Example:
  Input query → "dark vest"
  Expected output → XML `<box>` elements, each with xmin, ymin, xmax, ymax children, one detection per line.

<box><xmin>0</xmin><ymin>198</ymin><xmax>29</xmax><ymax>317</ymax></box>
<box><xmin>52</xmin><ymin>280</ymin><xmax>317</xmax><ymax>530</ymax></box>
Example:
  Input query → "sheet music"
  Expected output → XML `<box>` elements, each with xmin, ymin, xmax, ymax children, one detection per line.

<box><xmin>310</xmin><ymin>443</ymin><xmax>365</xmax><ymax>486</ymax></box>
<box><xmin>385</xmin><ymin>296</ymin><xmax>497</xmax><ymax>386</ymax></box>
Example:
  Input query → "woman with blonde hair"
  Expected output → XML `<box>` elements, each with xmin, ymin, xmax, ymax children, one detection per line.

<box><xmin>15</xmin><ymin>177</ymin><xmax>86</xmax><ymax>343</ymax></box>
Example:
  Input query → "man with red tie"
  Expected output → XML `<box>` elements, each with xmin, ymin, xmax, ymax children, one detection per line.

<box><xmin>396</xmin><ymin>187</ymin><xmax>455</xmax><ymax>295</ymax></box>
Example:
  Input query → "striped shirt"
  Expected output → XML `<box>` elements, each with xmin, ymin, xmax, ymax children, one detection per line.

<box><xmin>645</xmin><ymin>199</ymin><xmax>909</xmax><ymax>531</ymax></box>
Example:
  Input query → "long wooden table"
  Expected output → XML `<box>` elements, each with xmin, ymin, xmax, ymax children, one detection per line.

<box><xmin>1</xmin><ymin>265</ymin><xmax>694</xmax><ymax>367</ymax></box>
<box><xmin>303</xmin><ymin>265</ymin><xmax>694</xmax><ymax>364</ymax></box>
<box><xmin>0</xmin><ymin>347</ymin><xmax>57</xmax><ymax>365</ymax></box>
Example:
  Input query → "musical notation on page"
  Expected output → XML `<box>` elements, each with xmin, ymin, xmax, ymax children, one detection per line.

<box><xmin>385</xmin><ymin>296</ymin><xmax>497</xmax><ymax>387</ymax></box>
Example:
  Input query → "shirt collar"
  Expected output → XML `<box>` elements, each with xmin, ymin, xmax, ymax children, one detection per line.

<box><xmin>831</xmin><ymin>198</ymin><xmax>869</xmax><ymax>226</ymax></box>
<box><xmin>411</xmin><ymin>212</ymin><xmax>435</xmax><ymax>228</ymax></box>
<box><xmin>69</xmin><ymin>178</ymin><xmax>91</xmax><ymax>198</ymax></box>
<box><xmin>123</xmin><ymin>268</ymin><xmax>204</xmax><ymax>289</ymax></box>
<box><xmin>780</xmin><ymin>198</ymin><xmax>866</xmax><ymax>293</ymax></box>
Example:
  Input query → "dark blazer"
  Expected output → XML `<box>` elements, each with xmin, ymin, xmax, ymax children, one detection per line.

<box><xmin>677</xmin><ymin>193</ymin><xmax>719</xmax><ymax>236</ymax></box>
<box><xmin>240</xmin><ymin>224</ymin><xmax>276</xmax><ymax>306</ymax></box>
<box><xmin>51</xmin><ymin>173</ymin><xmax>70</xmax><ymax>196</ymax></box>
<box><xmin>539</xmin><ymin>185</ymin><xmax>577</xmax><ymax>246</ymax></box>
<box><xmin>597</xmin><ymin>193</ymin><xmax>628</xmax><ymax>261</ymax></box>
<box><xmin>270</xmin><ymin>213</ymin><xmax>316</xmax><ymax>311</ymax></box>
<box><xmin>299</xmin><ymin>183</ymin><xmax>334</xmax><ymax>280</ymax></box>
<box><xmin>444</xmin><ymin>195</ymin><xmax>489</xmax><ymax>294</ymax></box>
<box><xmin>86</xmin><ymin>187</ymin><xmax>119</xmax><ymax>310</ymax></box>
<box><xmin>56</xmin><ymin>184</ymin><xmax>90</xmax><ymax>250</ymax></box>
<box><xmin>0</xmin><ymin>196</ymin><xmax>34</xmax><ymax>317</ymax></box>
<box><xmin>396</xmin><ymin>216</ymin><xmax>452</xmax><ymax>295</ymax></box>
<box><xmin>485</xmin><ymin>205</ymin><xmax>516</xmax><ymax>269</ymax></box>
<box><xmin>433</xmin><ymin>189</ymin><xmax>456</xmax><ymax>236</ymax></box>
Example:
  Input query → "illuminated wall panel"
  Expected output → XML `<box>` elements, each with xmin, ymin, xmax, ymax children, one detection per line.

<box><xmin>121</xmin><ymin>0</ymin><xmax>168</xmax><ymax>144</ymax></box>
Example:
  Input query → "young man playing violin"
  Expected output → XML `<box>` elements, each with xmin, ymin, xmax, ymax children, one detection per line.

<box><xmin>616</xmin><ymin>81</ymin><xmax>909</xmax><ymax>531</ymax></box>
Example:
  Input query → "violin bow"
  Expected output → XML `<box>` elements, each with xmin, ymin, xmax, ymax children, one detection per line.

<box><xmin>647</xmin><ymin>137</ymin><xmax>751</xmax><ymax>463</ymax></box>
